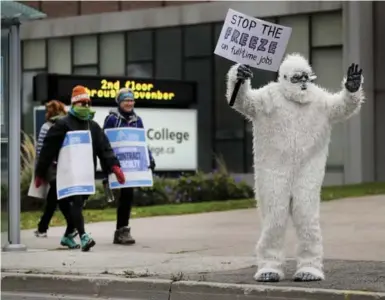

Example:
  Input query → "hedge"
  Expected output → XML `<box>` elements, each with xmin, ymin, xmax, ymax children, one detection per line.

<box><xmin>0</xmin><ymin>132</ymin><xmax>254</xmax><ymax>212</ymax></box>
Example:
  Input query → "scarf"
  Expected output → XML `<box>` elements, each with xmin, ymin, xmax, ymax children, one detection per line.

<box><xmin>69</xmin><ymin>105</ymin><xmax>95</xmax><ymax>121</ymax></box>
<box><xmin>118</xmin><ymin>107</ymin><xmax>136</xmax><ymax>121</ymax></box>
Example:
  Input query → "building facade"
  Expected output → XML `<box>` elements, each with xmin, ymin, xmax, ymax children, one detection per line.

<box><xmin>16</xmin><ymin>1</ymin><xmax>385</xmax><ymax>185</ymax></box>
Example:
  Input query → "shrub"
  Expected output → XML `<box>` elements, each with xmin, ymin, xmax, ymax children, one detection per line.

<box><xmin>20</xmin><ymin>132</ymin><xmax>36</xmax><ymax>200</ymax></box>
<box><xmin>13</xmin><ymin>136</ymin><xmax>253</xmax><ymax>211</ymax></box>
<box><xmin>85</xmin><ymin>166</ymin><xmax>253</xmax><ymax>209</ymax></box>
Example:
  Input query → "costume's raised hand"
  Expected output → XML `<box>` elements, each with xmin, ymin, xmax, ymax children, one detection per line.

<box><xmin>345</xmin><ymin>63</ymin><xmax>363</xmax><ymax>93</ymax></box>
<box><xmin>237</xmin><ymin>64</ymin><xmax>253</xmax><ymax>83</ymax></box>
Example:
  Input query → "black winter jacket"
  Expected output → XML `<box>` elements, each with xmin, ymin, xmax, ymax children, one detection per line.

<box><xmin>35</xmin><ymin>113</ymin><xmax>120</xmax><ymax>180</ymax></box>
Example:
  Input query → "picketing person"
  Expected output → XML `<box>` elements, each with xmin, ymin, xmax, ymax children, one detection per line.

<box><xmin>33</xmin><ymin>100</ymin><xmax>80</xmax><ymax>240</ymax></box>
<box><xmin>34</xmin><ymin>85</ymin><xmax>126</xmax><ymax>251</ymax></box>
<box><xmin>103</xmin><ymin>87</ymin><xmax>156</xmax><ymax>245</ymax></box>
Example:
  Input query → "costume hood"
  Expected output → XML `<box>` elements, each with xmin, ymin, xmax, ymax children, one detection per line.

<box><xmin>278</xmin><ymin>53</ymin><xmax>317</xmax><ymax>104</ymax></box>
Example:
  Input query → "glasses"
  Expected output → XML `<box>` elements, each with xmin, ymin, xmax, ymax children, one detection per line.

<box><xmin>75</xmin><ymin>102</ymin><xmax>90</xmax><ymax>107</ymax></box>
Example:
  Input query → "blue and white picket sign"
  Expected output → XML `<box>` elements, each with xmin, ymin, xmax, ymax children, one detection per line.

<box><xmin>104</xmin><ymin>127</ymin><xmax>153</xmax><ymax>189</ymax></box>
<box><xmin>56</xmin><ymin>130</ymin><xmax>96</xmax><ymax>200</ymax></box>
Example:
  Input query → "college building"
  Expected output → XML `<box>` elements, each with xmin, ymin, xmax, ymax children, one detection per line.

<box><xmin>2</xmin><ymin>0</ymin><xmax>385</xmax><ymax>186</ymax></box>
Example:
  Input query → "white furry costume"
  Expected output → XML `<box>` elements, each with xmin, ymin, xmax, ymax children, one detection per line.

<box><xmin>226</xmin><ymin>53</ymin><xmax>364</xmax><ymax>280</ymax></box>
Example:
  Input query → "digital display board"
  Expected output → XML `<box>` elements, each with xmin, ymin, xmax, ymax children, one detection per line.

<box><xmin>33</xmin><ymin>73</ymin><xmax>196</xmax><ymax>108</ymax></box>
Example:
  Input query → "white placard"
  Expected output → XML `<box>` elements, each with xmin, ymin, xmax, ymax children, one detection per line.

<box><xmin>214</xmin><ymin>9</ymin><xmax>292</xmax><ymax>72</ymax></box>
<box><xmin>28</xmin><ymin>171</ymin><xmax>50</xmax><ymax>199</ymax></box>
<box><xmin>56</xmin><ymin>130</ymin><xmax>96</xmax><ymax>200</ymax></box>
<box><xmin>105</xmin><ymin>127</ymin><xmax>153</xmax><ymax>189</ymax></box>
<box><xmin>93</xmin><ymin>107</ymin><xmax>198</xmax><ymax>171</ymax></box>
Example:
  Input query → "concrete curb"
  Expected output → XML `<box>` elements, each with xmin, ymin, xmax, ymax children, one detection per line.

<box><xmin>2</xmin><ymin>272</ymin><xmax>385</xmax><ymax>300</ymax></box>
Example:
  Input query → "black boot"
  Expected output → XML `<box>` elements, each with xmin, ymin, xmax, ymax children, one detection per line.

<box><xmin>113</xmin><ymin>226</ymin><xmax>135</xmax><ymax>245</ymax></box>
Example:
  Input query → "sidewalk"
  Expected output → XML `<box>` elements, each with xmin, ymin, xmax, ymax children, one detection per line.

<box><xmin>2</xmin><ymin>195</ymin><xmax>385</xmax><ymax>299</ymax></box>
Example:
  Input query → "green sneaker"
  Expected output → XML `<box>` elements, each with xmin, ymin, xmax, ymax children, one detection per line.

<box><xmin>80</xmin><ymin>233</ymin><xmax>96</xmax><ymax>252</ymax></box>
<box><xmin>60</xmin><ymin>236</ymin><xmax>80</xmax><ymax>249</ymax></box>
<box><xmin>68</xmin><ymin>230</ymin><xmax>78</xmax><ymax>239</ymax></box>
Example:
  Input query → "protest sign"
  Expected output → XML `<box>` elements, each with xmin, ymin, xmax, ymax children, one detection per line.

<box><xmin>104</xmin><ymin>127</ymin><xmax>153</xmax><ymax>189</ymax></box>
<box><xmin>214</xmin><ymin>9</ymin><xmax>292</xmax><ymax>72</ymax></box>
<box><xmin>56</xmin><ymin>130</ymin><xmax>96</xmax><ymax>200</ymax></box>
<box><xmin>28</xmin><ymin>172</ymin><xmax>50</xmax><ymax>199</ymax></box>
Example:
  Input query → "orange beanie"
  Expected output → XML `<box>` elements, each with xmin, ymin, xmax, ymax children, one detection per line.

<box><xmin>71</xmin><ymin>85</ymin><xmax>90</xmax><ymax>104</ymax></box>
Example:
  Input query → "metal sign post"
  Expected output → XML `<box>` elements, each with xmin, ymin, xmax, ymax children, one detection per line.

<box><xmin>3</xmin><ymin>22</ymin><xmax>27</xmax><ymax>252</ymax></box>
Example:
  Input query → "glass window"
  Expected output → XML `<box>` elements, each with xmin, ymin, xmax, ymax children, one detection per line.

<box><xmin>184</xmin><ymin>24</ymin><xmax>212</xmax><ymax>57</ymax></box>
<box><xmin>127</xmin><ymin>30</ymin><xmax>153</xmax><ymax>62</ymax></box>
<box><xmin>278</xmin><ymin>15</ymin><xmax>309</xmax><ymax>59</ymax></box>
<box><xmin>23</xmin><ymin>39</ymin><xmax>46</xmax><ymax>70</ymax></box>
<box><xmin>126</xmin><ymin>63</ymin><xmax>153</xmax><ymax>78</ymax></box>
<box><xmin>185</xmin><ymin>58</ymin><xmax>212</xmax><ymax>172</ymax></box>
<box><xmin>323</xmin><ymin>171</ymin><xmax>344</xmax><ymax>186</ymax></box>
<box><xmin>214</xmin><ymin>54</ymin><xmax>245</xmax><ymax>131</ymax></box>
<box><xmin>214</xmin><ymin>56</ymin><xmax>243</xmax><ymax>130</ymax></box>
<box><xmin>312</xmin><ymin>47</ymin><xmax>343</xmax><ymax>92</ymax></box>
<box><xmin>48</xmin><ymin>38</ymin><xmax>71</xmax><ymax>74</ymax></box>
<box><xmin>1</xmin><ymin>29</ymin><xmax>9</xmax><ymax>136</ymax></box>
<box><xmin>312</xmin><ymin>12</ymin><xmax>342</xmax><ymax>47</ymax></box>
<box><xmin>99</xmin><ymin>33</ymin><xmax>125</xmax><ymax>75</ymax></box>
<box><xmin>214</xmin><ymin>23</ymin><xmax>244</xmax><ymax>131</ymax></box>
<box><xmin>215</xmin><ymin>140</ymin><xmax>245</xmax><ymax>173</ymax></box>
<box><xmin>327</xmin><ymin>122</ymin><xmax>346</xmax><ymax>166</ymax></box>
<box><xmin>73</xmin><ymin>66</ymin><xmax>98</xmax><ymax>75</ymax></box>
<box><xmin>312</xmin><ymin>47</ymin><xmax>344</xmax><ymax>166</ymax></box>
<box><xmin>73</xmin><ymin>35</ymin><xmax>97</xmax><ymax>66</ymax></box>
<box><xmin>155</xmin><ymin>27</ymin><xmax>182</xmax><ymax>80</ymax></box>
<box><xmin>22</xmin><ymin>71</ymin><xmax>44</xmax><ymax>135</ymax></box>
<box><xmin>214</xmin><ymin>22</ymin><xmax>223</xmax><ymax>42</ymax></box>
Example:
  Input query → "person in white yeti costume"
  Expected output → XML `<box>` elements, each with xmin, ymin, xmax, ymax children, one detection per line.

<box><xmin>226</xmin><ymin>53</ymin><xmax>364</xmax><ymax>282</ymax></box>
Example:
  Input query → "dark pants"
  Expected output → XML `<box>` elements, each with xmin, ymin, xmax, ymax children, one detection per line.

<box><xmin>37</xmin><ymin>180</ymin><xmax>58</xmax><ymax>233</ymax></box>
<box><xmin>116</xmin><ymin>188</ymin><xmax>134</xmax><ymax>230</ymax></box>
<box><xmin>59</xmin><ymin>195</ymin><xmax>86</xmax><ymax>237</ymax></box>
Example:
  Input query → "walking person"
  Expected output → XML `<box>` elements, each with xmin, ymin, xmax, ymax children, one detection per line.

<box><xmin>103</xmin><ymin>88</ymin><xmax>156</xmax><ymax>245</ymax></box>
<box><xmin>33</xmin><ymin>100</ymin><xmax>78</xmax><ymax>241</ymax></box>
<box><xmin>34</xmin><ymin>85</ymin><xmax>125</xmax><ymax>251</ymax></box>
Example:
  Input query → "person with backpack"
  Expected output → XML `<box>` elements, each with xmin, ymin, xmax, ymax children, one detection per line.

<box><xmin>103</xmin><ymin>88</ymin><xmax>155</xmax><ymax>245</ymax></box>
<box><xmin>33</xmin><ymin>100</ymin><xmax>79</xmax><ymax>241</ymax></box>
<box><xmin>34</xmin><ymin>85</ymin><xmax>125</xmax><ymax>251</ymax></box>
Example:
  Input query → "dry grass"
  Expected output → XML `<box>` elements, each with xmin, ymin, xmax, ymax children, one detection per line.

<box><xmin>20</xmin><ymin>132</ymin><xmax>36</xmax><ymax>195</ymax></box>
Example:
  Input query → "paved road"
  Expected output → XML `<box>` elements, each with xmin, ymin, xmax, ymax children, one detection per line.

<box><xmin>2</xmin><ymin>291</ymin><xmax>132</xmax><ymax>300</ymax></box>
<box><xmin>4</xmin><ymin>195</ymin><xmax>385</xmax><ymax>260</ymax></box>
<box><xmin>2</xmin><ymin>195</ymin><xmax>385</xmax><ymax>293</ymax></box>
<box><xmin>2</xmin><ymin>292</ymin><xmax>99</xmax><ymax>300</ymax></box>
<box><xmin>159</xmin><ymin>259</ymin><xmax>385</xmax><ymax>293</ymax></box>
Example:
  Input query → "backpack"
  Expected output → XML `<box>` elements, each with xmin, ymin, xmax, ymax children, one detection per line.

<box><xmin>104</xmin><ymin>112</ymin><xmax>122</xmax><ymax>128</ymax></box>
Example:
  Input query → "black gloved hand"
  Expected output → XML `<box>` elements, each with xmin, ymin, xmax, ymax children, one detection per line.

<box><xmin>149</xmin><ymin>159</ymin><xmax>156</xmax><ymax>172</ymax></box>
<box><xmin>236</xmin><ymin>64</ymin><xmax>253</xmax><ymax>83</ymax></box>
<box><xmin>345</xmin><ymin>63</ymin><xmax>363</xmax><ymax>93</ymax></box>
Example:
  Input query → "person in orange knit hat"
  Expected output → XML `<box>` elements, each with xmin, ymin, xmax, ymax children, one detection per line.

<box><xmin>34</xmin><ymin>85</ymin><xmax>125</xmax><ymax>252</ymax></box>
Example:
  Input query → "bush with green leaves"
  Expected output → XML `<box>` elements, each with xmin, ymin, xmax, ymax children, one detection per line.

<box><xmin>84</xmin><ymin>157</ymin><xmax>253</xmax><ymax>209</ymax></box>
<box><xmin>1</xmin><ymin>135</ymin><xmax>253</xmax><ymax>211</ymax></box>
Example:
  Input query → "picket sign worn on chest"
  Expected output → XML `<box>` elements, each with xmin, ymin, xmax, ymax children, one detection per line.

<box><xmin>104</xmin><ymin>127</ymin><xmax>153</xmax><ymax>189</ymax></box>
<box><xmin>56</xmin><ymin>130</ymin><xmax>96</xmax><ymax>200</ymax></box>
